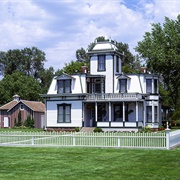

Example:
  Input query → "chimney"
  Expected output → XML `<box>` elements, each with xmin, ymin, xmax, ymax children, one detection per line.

<box><xmin>140</xmin><ymin>67</ymin><xmax>147</xmax><ymax>73</ymax></box>
<box><xmin>81</xmin><ymin>66</ymin><xmax>88</xmax><ymax>74</ymax></box>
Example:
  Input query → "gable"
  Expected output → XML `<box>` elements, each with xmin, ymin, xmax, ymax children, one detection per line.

<box><xmin>0</xmin><ymin>101</ymin><xmax>18</xmax><ymax>111</ymax></box>
<box><xmin>55</xmin><ymin>73</ymin><xmax>75</xmax><ymax>80</ymax></box>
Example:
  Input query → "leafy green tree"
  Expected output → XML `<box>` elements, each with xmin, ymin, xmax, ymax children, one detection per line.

<box><xmin>39</xmin><ymin>67</ymin><xmax>54</xmax><ymax>93</ymax></box>
<box><xmin>0</xmin><ymin>47</ymin><xmax>46</xmax><ymax>80</ymax></box>
<box><xmin>0</xmin><ymin>72</ymin><xmax>42</xmax><ymax>105</ymax></box>
<box><xmin>14</xmin><ymin>118</ymin><xmax>17</xmax><ymax>127</ymax></box>
<box><xmin>18</xmin><ymin>111</ymin><xmax>22</xmax><ymax>127</ymax></box>
<box><xmin>24</xmin><ymin>114</ymin><xmax>34</xmax><ymax>128</ymax></box>
<box><xmin>55</xmin><ymin>60</ymin><xmax>85</xmax><ymax>75</ymax></box>
<box><xmin>135</xmin><ymin>15</ymin><xmax>180</xmax><ymax>110</ymax></box>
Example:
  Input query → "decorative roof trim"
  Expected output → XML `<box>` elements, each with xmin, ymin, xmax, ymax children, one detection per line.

<box><xmin>117</xmin><ymin>74</ymin><xmax>131</xmax><ymax>80</ymax></box>
<box><xmin>55</xmin><ymin>73</ymin><xmax>75</xmax><ymax>80</ymax></box>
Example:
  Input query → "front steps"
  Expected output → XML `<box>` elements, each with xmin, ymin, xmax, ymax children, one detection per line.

<box><xmin>80</xmin><ymin>127</ymin><xmax>95</xmax><ymax>132</ymax></box>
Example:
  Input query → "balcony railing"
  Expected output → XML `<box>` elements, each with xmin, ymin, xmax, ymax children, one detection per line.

<box><xmin>85</xmin><ymin>93</ymin><xmax>143</xmax><ymax>101</ymax></box>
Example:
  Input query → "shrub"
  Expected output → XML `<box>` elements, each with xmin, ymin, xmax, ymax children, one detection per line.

<box><xmin>17</xmin><ymin>111</ymin><xmax>22</xmax><ymax>126</ymax></box>
<box><xmin>24</xmin><ymin>114</ymin><xmax>34</xmax><ymax>128</ymax></box>
<box><xmin>93</xmin><ymin>127</ymin><xmax>103</xmax><ymax>133</ymax></box>
<box><xmin>75</xmin><ymin>127</ymin><xmax>81</xmax><ymax>132</ymax></box>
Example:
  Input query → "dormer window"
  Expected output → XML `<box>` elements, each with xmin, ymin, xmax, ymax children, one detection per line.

<box><xmin>56</xmin><ymin>73</ymin><xmax>74</xmax><ymax>94</ymax></box>
<box><xmin>58</xmin><ymin>80</ymin><xmax>71</xmax><ymax>93</ymax></box>
<box><xmin>119</xmin><ymin>79</ymin><xmax>127</xmax><ymax>93</ymax></box>
<box><xmin>117</xmin><ymin>74</ymin><xmax>130</xmax><ymax>93</ymax></box>
<box><xmin>154</xmin><ymin>79</ymin><xmax>158</xmax><ymax>94</ymax></box>
<box><xmin>146</xmin><ymin>78</ymin><xmax>158</xmax><ymax>94</ymax></box>
<box><xmin>98</xmin><ymin>55</ymin><xmax>106</xmax><ymax>71</ymax></box>
<box><xmin>146</xmin><ymin>79</ymin><xmax>152</xmax><ymax>93</ymax></box>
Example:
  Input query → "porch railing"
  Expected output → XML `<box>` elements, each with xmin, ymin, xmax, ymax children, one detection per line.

<box><xmin>85</xmin><ymin>93</ymin><xmax>142</xmax><ymax>101</ymax></box>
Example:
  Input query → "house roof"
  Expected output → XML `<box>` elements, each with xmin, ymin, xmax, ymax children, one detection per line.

<box><xmin>0</xmin><ymin>99</ymin><xmax>45</xmax><ymax>113</ymax></box>
<box><xmin>0</xmin><ymin>101</ymin><xmax>18</xmax><ymax>110</ymax></box>
<box><xmin>87</xmin><ymin>40</ymin><xmax>122</xmax><ymax>56</ymax></box>
<box><xmin>20</xmin><ymin>100</ymin><xmax>45</xmax><ymax>112</ymax></box>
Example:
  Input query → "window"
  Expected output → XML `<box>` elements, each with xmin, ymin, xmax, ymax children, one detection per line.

<box><xmin>20</xmin><ymin>104</ymin><xmax>24</xmax><ymax>110</ymax></box>
<box><xmin>146</xmin><ymin>106</ymin><xmax>152</xmax><ymax>123</ymax></box>
<box><xmin>146</xmin><ymin>79</ymin><xmax>152</xmax><ymax>93</ymax></box>
<box><xmin>154</xmin><ymin>106</ymin><xmax>158</xmax><ymax>122</ymax></box>
<box><xmin>91</xmin><ymin>78</ymin><xmax>105</xmax><ymax>93</ymax></box>
<box><xmin>57</xmin><ymin>80</ymin><xmax>71</xmax><ymax>93</ymax></box>
<box><xmin>114</xmin><ymin>104</ymin><xmax>123</xmax><ymax>122</ymax></box>
<box><xmin>116</xmin><ymin>56</ymin><xmax>119</xmax><ymax>73</ymax></box>
<box><xmin>119</xmin><ymin>79</ymin><xmax>127</xmax><ymax>93</ymax></box>
<box><xmin>154</xmin><ymin>79</ymin><xmax>158</xmax><ymax>93</ymax></box>
<box><xmin>98</xmin><ymin>55</ymin><xmax>105</xmax><ymax>71</ymax></box>
<box><xmin>57</xmin><ymin>104</ymin><xmax>71</xmax><ymax>123</ymax></box>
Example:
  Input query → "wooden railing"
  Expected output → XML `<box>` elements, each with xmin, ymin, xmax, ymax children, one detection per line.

<box><xmin>85</xmin><ymin>93</ymin><xmax>142</xmax><ymax>101</ymax></box>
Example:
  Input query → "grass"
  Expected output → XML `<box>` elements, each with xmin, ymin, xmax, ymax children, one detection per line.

<box><xmin>0</xmin><ymin>146</ymin><xmax>180</xmax><ymax>180</ymax></box>
<box><xmin>0</xmin><ymin>128</ymin><xmax>43</xmax><ymax>132</ymax></box>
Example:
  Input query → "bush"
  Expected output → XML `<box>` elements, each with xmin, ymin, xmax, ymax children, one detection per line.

<box><xmin>75</xmin><ymin>127</ymin><xmax>81</xmax><ymax>132</ymax></box>
<box><xmin>24</xmin><ymin>114</ymin><xmax>34</xmax><ymax>128</ymax></box>
<box><xmin>93</xmin><ymin>127</ymin><xmax>103</xmax><ymax>133</ymax></box>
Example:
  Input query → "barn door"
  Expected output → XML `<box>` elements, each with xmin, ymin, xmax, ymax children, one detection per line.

<box><xmin>4</xmin><ymin>117</ymin><xmax>9</xmax><ymax>127</ymax></box>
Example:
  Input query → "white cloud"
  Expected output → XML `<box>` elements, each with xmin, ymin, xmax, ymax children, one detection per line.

<box><xmin>0</xmin><ymin>0</ymin><xmax>179</xmax><ymax>71</ymax></box>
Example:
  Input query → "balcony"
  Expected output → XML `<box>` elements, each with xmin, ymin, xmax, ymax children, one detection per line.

<box><xmin>84</xmin><ymin>93</ymin><xmax>143</xmax><ymax>101</ymax></box>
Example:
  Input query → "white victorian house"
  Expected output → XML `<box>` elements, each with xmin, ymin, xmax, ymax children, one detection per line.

<box><xmin>42</xmin><ymin>40</ymin><xmax>162</xmax><ymax>131</ymax></box>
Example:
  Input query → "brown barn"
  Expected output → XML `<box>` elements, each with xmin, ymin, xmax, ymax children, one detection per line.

<box><xmin>0</xmin><ymin>95</ymin><xmax>45</xmax><ymax>128</ymax></box>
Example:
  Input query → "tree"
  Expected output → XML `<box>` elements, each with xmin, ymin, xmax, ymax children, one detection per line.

<box><xmin>39</xmin><ymin>67</ymin><xmax>54</xmax><ymax>94</ymax></box>
<box><xmin>0</xmin><ymin>47</ymin><xmax>46</xmax><ymax>80</ymax></box>
<box><xmin>55</xmin><ymin>60</ymin><xmax>85</xmax><ymax>75</ymax></box>
<box><xmin>0</xmin><ymin>72</ymin><xmax>42</xmax><ymax>105</ymax></box>
<box><xmin>24</xmin><ymin>114</ymin><xmax>34</xmax><ymax>128</ymax></box>
<box><xmin>135</xmin><ymin>15</ymin><xmax>180</xmax><ymax>110</ymax></box>
<box><xmin>17</xmin><ymin>111</ymin><xmax>22</xmax><ymax>127</ymax></box>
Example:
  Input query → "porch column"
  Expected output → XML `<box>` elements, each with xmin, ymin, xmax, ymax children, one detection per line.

<box><xmin>109</xmin><ymin>102</ymin><xmax>111</xmax><ymax>122</ymax></box>
<box><xmin>123</xmin><ymin>102</ymin><xmax>125</xmax><ymax>122</ymax></box>
<box><xmin>95</xmin><ymin>102</ymin><xmax>98</xmax><ymax>123</ymax></box>
<box><xmin>152</xmin><ymin>101</ymin><xmax>154</xmax><ymax>123</ymax></box>
<box><xmin>82</xmin><ymin>103</ymin><xmax>84</xmax><ymax>127</ymax></box>
<box><xmin>136</xmin><ymin>101</ymin><xmax>139</xmax><ymax>127</ymax></box>
<box><xmin>143</xmin><ymin>101</ymin><xmax>146</xmax><ymax>127</ymax></box>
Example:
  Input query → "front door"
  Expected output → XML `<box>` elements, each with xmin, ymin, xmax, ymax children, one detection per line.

<box><xmin>4</xmin><ymin>117</ymin><xmax>9</xmax><ymax>127</ymax></box>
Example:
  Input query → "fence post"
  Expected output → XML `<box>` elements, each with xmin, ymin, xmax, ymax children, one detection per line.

<box><xmin>73</xmin><ymin>135</ymin><xmax>76</xmax><ymax>146</ymax></box>
<box><xmin>31</xmin><ymin>136</ymin><xmax>34</xmax><ymax>145</ymax></box>
<box><xmin>166</xmin><ymin>129</ymin><xmax>170</xmax><ymax>150</ymax></box>
<box><xmin>118</xmin><ymin>136</ymin><xmax>120</xmax><ymax>147</ymax></box>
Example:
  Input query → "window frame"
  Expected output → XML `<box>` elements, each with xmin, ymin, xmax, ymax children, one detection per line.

<box><xmin>146</xmin><ymin>106</ymin><xmax>152</xmax><ymax>123</ymax></box>
<box><xmin>116</xmin><ymin>56</ymin><xmax>119</xmax><ymax>73</ymax></box>
<box><xmin>98</xmin><ymin>55</ymin><xmax>106</xmax><ymax>71</ymax></box>
<box><xmin>57</xmin><ymin>104</ymin><xmax>71</xmax><ymax>123</ymax></box>
<box><xmin>57</xmin><ymin>79</ymin><xmax>71</xmax><ymax>93</ymax></box>
<box><xmin>20</xmin><ymin>104</ymin><xmax>24</xmax><ymax>110</ymax></box>
<box><xmin>119</xmin><ymin>79</ymin><xmax>127</xmax><ymax>93</ymax></box>
<box><xmin>154</xmin><ymin>79</ymin><xmax>158</xmax><ymax>94</ymax></box>
<box><xmin>154</xmin><ymin>106</ymin><xmax>158</xmax><ymax>123</ymax></box>
<box><xmin>146</xmin><ymin>79</ymin><xmax>152</xmax><ymax>93</ymax></box>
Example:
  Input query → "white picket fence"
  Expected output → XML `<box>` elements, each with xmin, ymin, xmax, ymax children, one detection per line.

<box><xmin>0</xmin><ymin>129</ymin><xmax>179</xmax><ymax>150</ymax></box>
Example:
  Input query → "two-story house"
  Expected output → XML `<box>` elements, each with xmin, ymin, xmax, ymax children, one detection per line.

<box><xmin>42</xmin><ymin>40</ymin><xmax>161</xmax><ymax>131</ymax></box>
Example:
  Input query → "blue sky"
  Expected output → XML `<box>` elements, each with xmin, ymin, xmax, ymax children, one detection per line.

<box><xmin>0</xmin><ymin>0</ymin><xmax>180</xmax><ymax>71</ymax></box>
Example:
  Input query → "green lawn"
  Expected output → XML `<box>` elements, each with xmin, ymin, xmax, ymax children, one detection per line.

<box><xmin>0</xmin><ymin>147</ymin><xmax>180</xmax><ymax>180</ymax></box>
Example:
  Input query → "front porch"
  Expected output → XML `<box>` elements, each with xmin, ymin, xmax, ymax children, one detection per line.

<box><xmin>83</xmin><ymin>101</ymin><xmax>144</xmax><ymax>129</ymax></box>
